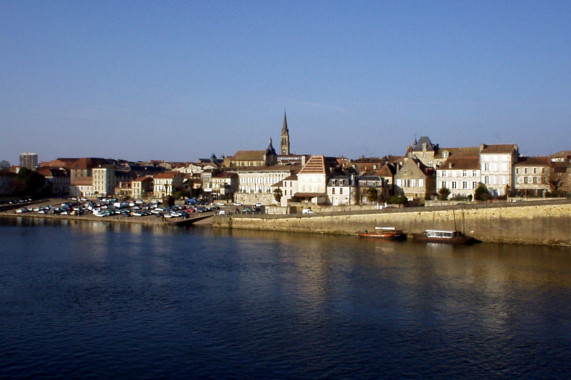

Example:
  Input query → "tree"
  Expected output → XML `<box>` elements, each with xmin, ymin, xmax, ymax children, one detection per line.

<box><xmin>13</xmin><ymin>168</ymin><xmax>45</xmax><ymax>195</ymax></box>
<box><xmin>387</xmin><ymin>195</ymin><xmax>407</xmax><ymax>204</ymax></box>
<box><xmin>474</xmin><ymin>183</ymin><xmax>491</xmax><ymax>201</ymax></box>
<box><xmin>0</xmin><ymin>160</ymin><xmax>10</xmax><ymax>170</ymax></box>
<box><xmin>366</xmin><ymin>187</ymin><xmax>378</xmax><ymax>203</ymax></box>
<box><xmin>438</xmin><ymin>187</ymin><xmax>451</xmax><ymax>201</ymax></box>
<box><xmin>273</xmin><ymin>188</ymin><xmax>283</xmax><ymax>203</ymax></box>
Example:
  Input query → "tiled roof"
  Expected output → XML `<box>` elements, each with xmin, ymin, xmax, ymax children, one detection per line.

<box><xmin>480</xmin><ymin>144</ymin><xmax>518</xmax><ymax>154</ymax></box>
<box><xmin>154</xmin><ymin>172</ymin><xmax>177</xmax><ymax>179</ymax></box>
<box><xmin>436</xmin><ymin>147</ymin><xmax>480</xmax><ymax>158</ymax></box>
<box><xmin>440</xmin><ymin>157</ymin><xmax>480</xmax><ymax>170</ymax></box>
<box><xmin>232</xmin><ymin>151</ymin><xmax>265</xmax><ymax>161</ymax></box>
<box><xmin>517</xmin><ymin>156</ymin><xmax>550</xmax><ymax>166</ymax></box>
<box><xmin>236</xmin><ymin>165</ymin><xmax>294</xmax><ymax>172</ymax></box>
<box><xmin>299</xmin><ymin>155</ymin><xmax>326</xmax><ymax>175</ymax></box>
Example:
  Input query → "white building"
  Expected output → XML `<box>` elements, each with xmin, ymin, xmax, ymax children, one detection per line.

<box><xmin>436</xmin><ymin>157</ymin><xmax>481</xmax><ymax>199</ymax></box>
<box><xmin>479</xmin><ymin>144</ymin><xmax>519</xmax><ymax>197</ymax></box>
<box><xmin>236</xmin><ymin>165</ymin><xmax>294</xmax><ymax>195</ymax></box>
<box><xmin>153</xmin><ymin>172</ymin><xmax>183</xmax><ymax>198</ymax></box>
<box><xmin>327</xmin><ymin>174</ymin><xmax>356</xmax><ymax>205</ymax></box>
<box><xmin>92</xmin><ymin>166</ymin><xmax>116</xmax><ymax>197</ymax></box>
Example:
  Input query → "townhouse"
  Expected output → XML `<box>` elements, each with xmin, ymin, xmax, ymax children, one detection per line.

<box><xmin>514</xmin><ymin>156</ymin><xmax>550</xmax><ymax>196</ymax></box>
<box><xmin>479</xmin><ymin>144</ymin><xmax>519</xmax><ymax>197</ymax></box>
<box><xmin>436</xmin><ymin>156</ymin><xmax>481</xmax><ymax>199</ymax></box>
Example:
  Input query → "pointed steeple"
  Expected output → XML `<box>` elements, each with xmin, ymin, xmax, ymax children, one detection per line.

<box><xmin>282</xmin><ymin>110</ymin><xmax>289</xmax><ymax>134</ymax></box>
<box><xmin>280</xmin><ymin>110</ymin><xmax>290</xmax><ymax>155</ymax></box>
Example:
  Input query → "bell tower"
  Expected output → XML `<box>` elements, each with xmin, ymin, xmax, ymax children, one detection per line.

<box><xmin>280</xmin><ymin>111</ymin><xmax>290</xmax><ymax>155</ymax></box>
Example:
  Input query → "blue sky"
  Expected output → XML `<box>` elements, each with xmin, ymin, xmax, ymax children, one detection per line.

<box><xmin>1</xmin><ymin>0</ymin><xmax>569</xmax><ymax>164</ymax></box>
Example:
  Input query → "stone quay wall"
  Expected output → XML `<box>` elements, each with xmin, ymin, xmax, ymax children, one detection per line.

<box><xmin>213</xmin><ymin>200</ymin><xmax>571</xmax><ymax>247</ymax></box>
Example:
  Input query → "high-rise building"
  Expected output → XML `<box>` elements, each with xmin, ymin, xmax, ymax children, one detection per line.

<box><xmin>20</xmin><ymin>153</ymin><xmax>38</xmax><ymax>170</ymax></box>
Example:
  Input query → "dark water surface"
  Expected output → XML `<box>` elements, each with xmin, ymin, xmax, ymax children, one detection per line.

<box><xmin>1</xmin><ymin>218</ymin><xmax>570</xmax><ymax>379</ymax></box>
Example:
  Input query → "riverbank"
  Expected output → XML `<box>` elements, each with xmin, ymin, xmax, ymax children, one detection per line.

<box><xmin>3</xmin><ymin>199</ymin><xmax>569</xmax><ymax>246</ymax></box>
<box><xmin>213</xmin><ymin>200</ymin><xmax>571</xmax><ymax>247</ymax></box>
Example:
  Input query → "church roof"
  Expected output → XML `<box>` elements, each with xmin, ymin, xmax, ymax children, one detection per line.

<box><xmin>232</xmin><ymin>150</ymin><xmax>266</xmax><ymax>161</ymax></box>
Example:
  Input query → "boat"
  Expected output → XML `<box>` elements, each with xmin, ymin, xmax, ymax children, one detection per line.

<box><xmin>411</xmin><ymin>229</ymin><xmax>476</xmax><ymax>244</ymax></box>
<box><xmin>359</xmin><ymin>227</ymin><xmax>407</xmax><ymax>240</ymax></box>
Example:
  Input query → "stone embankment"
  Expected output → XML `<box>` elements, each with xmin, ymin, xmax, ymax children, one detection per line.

<box><xmin>213</xmin><ymin>200</ymin><xmax>571</xmax><ymax>247</ymax></box>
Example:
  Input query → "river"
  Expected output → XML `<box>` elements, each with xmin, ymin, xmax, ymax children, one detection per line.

<box><xmin>0</xmin><ymin>218</ymin><xmax>569</xmax><ymax>378</ymax></box>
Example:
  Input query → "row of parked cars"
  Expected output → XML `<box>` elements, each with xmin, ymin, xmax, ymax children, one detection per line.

<box><xmin>15</xmin><ymin>198</ymin><xmax>218</xmax><ymax>219</ymax></box>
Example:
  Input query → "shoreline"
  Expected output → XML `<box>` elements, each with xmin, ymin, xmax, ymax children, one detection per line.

<box><xmin>2</xmin><ymin>199</ymin><xmax>570</xmax><ymax>247</ymax></box>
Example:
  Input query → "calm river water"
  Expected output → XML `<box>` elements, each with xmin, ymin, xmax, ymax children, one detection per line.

<box><xmin>0</xmin><ymin>218</ymin><xmax>570</xmax><ymax>379</ymax></box>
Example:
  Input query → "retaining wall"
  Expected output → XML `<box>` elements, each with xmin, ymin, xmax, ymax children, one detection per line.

<box><xmin>214</xmin><ymin>201</ymin><xmax>571</xmax><ymax>246</ymax></box>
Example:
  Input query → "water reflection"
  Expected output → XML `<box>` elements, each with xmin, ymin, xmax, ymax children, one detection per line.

<box><xmin>0</xmin><ymin>219</ymin><xmax>570</xmax><ymax>378</ymax></box>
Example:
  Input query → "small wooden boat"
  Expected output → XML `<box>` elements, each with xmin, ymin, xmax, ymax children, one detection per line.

<box><xmin>359</xmin><ymin>227</ymin><xmax>407</xmax><ymax>240</ymax></box>
<box><xmin>411</xmin><ymin>229</ymin><xmax>476</xmax><ymax>244</ymax></box>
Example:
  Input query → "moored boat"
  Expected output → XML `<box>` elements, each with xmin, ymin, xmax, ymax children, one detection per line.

<box><xmin>359</xmin><ymin>227</ymin><xmax>407</xmax><ymax>240</ymax></box>
<box><xmin>411</xmin><ymin>229</ymin><xmax>476</xmax><ymax>244</ymax></box>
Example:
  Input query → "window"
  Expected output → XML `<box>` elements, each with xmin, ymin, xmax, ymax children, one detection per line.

<box><xmin>332</xmin><ymin>188</ymin><xmax>335</xmax><ymax>194</ymax></box>
<box><xmin>452</xmin><ymin>182</ymin><xmax>457</xmax><ymax>189</ymax></box>
<box><xmin>340</xmin><ymin>188</ymin><xmax>343</xmax><ymax>194</ymax></box>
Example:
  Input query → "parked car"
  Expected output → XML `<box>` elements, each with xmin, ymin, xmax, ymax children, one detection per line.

<box><xmin>302</xmin><ymin>208</ymin><xmax>314</xmax><ymax>214</ymax></box>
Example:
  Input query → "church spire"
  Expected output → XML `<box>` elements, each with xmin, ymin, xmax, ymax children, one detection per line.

<box><xmin>280</xmin><ymin>110</ymin><xmax>290</xmax><ymax>155</ymax></box>
<box><xmin>282</xmin><ymin>110</ymin><xmax>289</xmax><ymax>134</ymax></box>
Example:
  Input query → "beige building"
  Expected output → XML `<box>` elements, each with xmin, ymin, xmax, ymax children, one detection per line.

<box><xmin>132</xmin><ymin>177</ymin><xmax>153</xmax><ymax>199</ymax></box>
<box><xmin>394</xmin><ymin>158</ymin><xmax>436</xmax><ymax>201</ymax></box>
<box><xmin>211</xmin><ymin>172</ymin><xmax>238</xmax><ymax>201</ymax></box>
<box><xmin>514</xmin><ymin>156</ymin><xmax>550</xmax><ymax>196</ymax></box>
<box><xmin>70</xmin><ymin>177</ymin><xmax>93</xmax><ymax>198</ymax></box>
<box><xmin>549</xmin><ymin>151</ymin><xmax>571</xmax><ymax>194</ymax></box>
<box><xmin>409</xmin><ymin>136</ymin><xmax>438</xmax><ymax>167</ymax></box>
<box><xmin>224</xmin><ymin>139</ymin><xmax>278</xmax><ymax>167</ymax></box>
